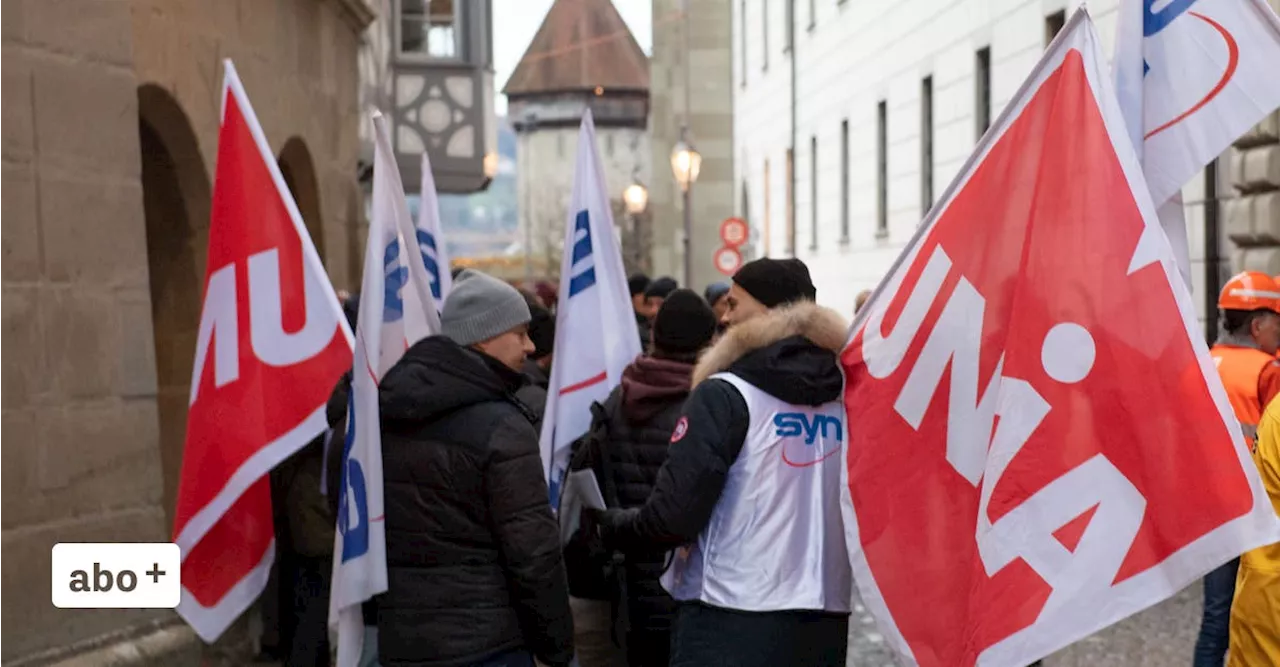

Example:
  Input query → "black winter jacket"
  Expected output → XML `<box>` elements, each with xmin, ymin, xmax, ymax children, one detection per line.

<box><xmin>605</xmin><ymin>303</ymin><xmax>849</xmax><ymax>555</ymax></box>
<box><xmin>568</xmin><ymin>355</ymin><xmax>694</xmax><ymax>623</ymax></box>
<box><xmin>515</xmin><ymin>359</ymin><xmax>550</xmax><ymax>433</ymax></box>
<box><xmin>374</xmin><ymin>336</ymin><xmax>574</xmax><ymax>667</ymax></box>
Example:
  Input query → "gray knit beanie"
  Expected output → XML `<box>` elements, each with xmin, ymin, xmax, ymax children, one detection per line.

<box><xmin>441</xmin><ymin>270</ymin><xmax>532</xmax><ymax>346</ymax></box>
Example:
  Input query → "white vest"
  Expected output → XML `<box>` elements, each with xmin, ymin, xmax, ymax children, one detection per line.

<box><xmin>661</xmin><ymin>372</ymin><xmax>852</xmax><ymax>613</ymax></box>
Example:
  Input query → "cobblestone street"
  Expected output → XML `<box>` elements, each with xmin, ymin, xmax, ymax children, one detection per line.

<box><xmin>847</xmin><ymin>585</ymin><xmax>1202</xmax><ymax>666</ymax></box>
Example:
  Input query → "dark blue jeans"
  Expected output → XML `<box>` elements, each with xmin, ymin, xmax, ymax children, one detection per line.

<box><xmin>1193</xmin><ymin>557</ymin><xmax>1240</xmax><ymax>667</ymax></box>
<box><xmin>285</xmin><ymin>555</ymin><xmax>332</xmax><ymax>667</ymax></box>
<box><xmin>669</xmin><ymin>602</ymin><xmax>848</xmax><ymax>667</ymax></box>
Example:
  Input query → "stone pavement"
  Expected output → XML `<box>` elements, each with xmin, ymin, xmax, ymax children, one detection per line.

<box><xmin>847</xmin><ymin>584</ymin><xmax>1203</xmax><ymax>666</ymax></box>
<box><xmin>209</xmin><ymin>583</ymin><xmax>1205</xmax><ymax>666</ymax></box>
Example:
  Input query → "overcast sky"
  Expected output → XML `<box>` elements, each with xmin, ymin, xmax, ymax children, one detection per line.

<box><xmin>492</xmin><ymin>0</ymin><xmax>653</xmax><ymax>117</ymax></box>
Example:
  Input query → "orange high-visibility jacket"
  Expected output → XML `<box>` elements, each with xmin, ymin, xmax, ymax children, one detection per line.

<box><xmin>1210</xmin><ymin>344</ymin><xmax>1280</xmax><ymax>449</ymax></box>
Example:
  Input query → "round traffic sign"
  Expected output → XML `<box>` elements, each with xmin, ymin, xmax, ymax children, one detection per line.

<box><xmin>714</xmin><ymin>246</ymin><xmax>743</xmax><ymax>276</ymax></box>
<box><xmin>719</xmin><ymin>217</ymin><xmax>749</xmax><ymax>247</ymax></box>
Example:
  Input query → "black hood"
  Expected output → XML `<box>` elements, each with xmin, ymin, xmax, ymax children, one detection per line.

<box><xmin>728</xmin><ymin>335</ymin><xmax>842</xmax><ymax>406</ymax></box>
<box><xmin>379</xmin><ymin>336</ymin><xmax>531</xmax><ymax>423</ymax></box>
<box><xmin>692</xmin><ymin>302</ymin><xmax>849</xmax><ymax>407</ymax></box>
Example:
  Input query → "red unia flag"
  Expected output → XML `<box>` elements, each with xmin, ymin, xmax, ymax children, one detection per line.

<box><xmin>172</xmin><ymin>60</ymin><xmax>353</xmax><ymax>641</ymax></box>
<box><xmin>840</xmin><ymin>10</ymin><xmax>1280</xmax><ymax>667</ymax></box>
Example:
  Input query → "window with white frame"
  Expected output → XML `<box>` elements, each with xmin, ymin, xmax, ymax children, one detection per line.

<box><xmin>921</xmin><ymin>76</ymin><xmax>934</xmax><ymax>215</ymax></box>
<box><xmin>740</xmin><ymin>0</ymin><xmax>748</xmax><ymax>86</ymax></box>
<box><xmin>762</xmin><ymin>0</ymin><xmax>769</xmax><ymax>71</ymax></box>
<box><xmin>877</xmin><ymin>100</ymin><xmax>888</xmax><ymax>236</ymax></box>
<box><xmin>840</xmin><ymin>119</ymin><xmax>849</xmax><ymax>242</ymax></box>
<box><xmin>399</xmin><ymin>0</ymin><xmax>459</xmax><ymax>59</ymax></box>
<box><xmin>975</xmin><ymin>46</ymin><xmax>991</xmax><ymax>139</ymax></box>
<box><xmin>810</xmin><ymin>135</ymin><xmax>818</xmax><ymax>251</ymax></box>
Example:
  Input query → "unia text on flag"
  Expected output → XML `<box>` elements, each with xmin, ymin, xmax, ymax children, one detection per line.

<box><xmin>1113</xmin><ymin>0</ymin><xmax>1280</xmax><ymax>287</ymax></box>
<box><xmin>417</xmin><ymin>151</ymin><xmax>454</xmax><ymax>305</ymax></box>
<box><xmin>840</xmin><ymin>10</ymin><xmax>1280</xmax><ymax>667</ymax></box>
<box><xmin>329</xmin><ymin>110</ymin><xmax>441</xmax><ymax>667</ymax></box>
<box><xmin>172</xmin><ymin>60</ymin><xmax>353</xmax><ymax>642</ymax></box>
<box><xmin>539</xmin><ymin>109</ymin><xmax>643</xmax><ymax>506</ymax></box>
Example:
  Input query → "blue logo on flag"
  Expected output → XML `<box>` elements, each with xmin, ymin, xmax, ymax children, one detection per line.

<box><xmin>1143</xmin><ymin>0</ymin><xmax>1196</xmax><ymax>37</ymax></box>
<box><xmin>568</xmin><ymin>210</ymin><xmax>596</xmax><ymax>297</ymax></box>
<box><xmin>417</xmin><ymin>229</ymin><xmax>444</xmax><ymax>301</ymax></box>
<box><xmin>384</xmin><ymin>239</ymin><xmax>406</xmax><ymax>322</ymax></box>
<box><xmin>338</xmin><ymin>390</ymin><xmax>370</xmax><ymax>562</ymax></box>
<box><xmin>1142</xmin><ymin>0</ymin><xmax>1197</xmax><ymax>75</ymax></box>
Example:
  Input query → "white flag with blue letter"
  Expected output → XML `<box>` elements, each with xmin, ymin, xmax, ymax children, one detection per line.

<box><xmin>329</xmin><ymin>110</ymin><xmax>440</xmax><ymax>667</ymax></box>
<box><xmin>417</xmin><ymin>151</ymin><xmax>453</xmax><ymax>305</ymax></box>
<box><xmin>1114</xmin><ymin>0</ymin><xmax>1280</xmax><ymax>285</ymax></box>
<box><xmin>539</xmin><ymin>109</ymin><xmax>643</xmax><ymax>507</ymax></box>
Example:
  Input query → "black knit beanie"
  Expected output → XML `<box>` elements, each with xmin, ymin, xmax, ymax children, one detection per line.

<box><xmin>628</xmin><ymin>273</ymin><xmax>651</xmax><ymax>296</ymax></box>
<box><xmin>528</xmin><ymin>308</ymin><xmax>555</xmax><ymax>359</ymax></box>
<box><xmin>653</xmin><ymin>289</ymin><xmax>718</xmax><ymax>355</ymax></box>
<box><xmin>519</xmin><ymin>290</ymin><xmax>556</xmax><ymax>360</ymax></box>
<box><xmin>644</xmin><ymin>276</ymin><xmax>679</xmax><ymax>300</ymax></box>
<box><xmin>732</xmin><ymin>258</ymin><xmax>817</xmax><ymax>307</ymax></box>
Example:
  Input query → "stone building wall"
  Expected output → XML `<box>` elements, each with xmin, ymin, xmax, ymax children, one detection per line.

<box><xmin>1229</xmin><ymin>112</ymin><xmax>1280</xmax><ymax>280</ymax></box>
<box><xmin>649</xmin><ymin>0</ymin><xmax>736</xmax><ymax>290</ymax></box>
<box><xmin>0</xmin><ymin>0</ymin><xmax>371</xmax><ymax>663</ymax></box>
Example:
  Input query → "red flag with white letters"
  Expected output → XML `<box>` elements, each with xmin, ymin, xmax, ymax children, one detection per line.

<box><xmin>172</xmin><ymin>60</ymin><xmax>352</xmax><ymax>642</ymax></box>
<box><xmin>840</xmin><ymin>10</ymin><xmax>1280</xmax><ymax>667</ymax></box>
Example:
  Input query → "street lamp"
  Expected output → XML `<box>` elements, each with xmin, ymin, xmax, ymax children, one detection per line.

<box><xmin>671</xmin><ymin>137</ymin><xmax>701</xmax><ymax>285</ymax></box>
<box><xmin>670</xmin><ymin>140</ymin><xmax>702</xmax><ymax>192</ymax></box>
<box><xmin>624</xmin><ymin>182</ymin><xmax>649</xmax><ymax>214</ymax></box>
<box><xmin>624</xmin><ymin>180</ymin><xmax>649</xmax><ymax>270</ymax></box>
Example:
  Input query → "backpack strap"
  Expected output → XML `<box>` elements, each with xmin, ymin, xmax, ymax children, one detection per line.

<box><xmin>589</xmin><ymin>388</ymin><xmax>626</xmax><ymax>509</ymax></box>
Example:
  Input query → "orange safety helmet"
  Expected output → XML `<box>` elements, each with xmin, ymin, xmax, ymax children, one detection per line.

<box><xmin>1219</xmin><ymin>271</ymin><xmax>1280</xmax><ymax>314</ymax></box>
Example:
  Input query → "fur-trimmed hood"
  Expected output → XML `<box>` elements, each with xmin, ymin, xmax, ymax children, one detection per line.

<box><xmin>692</xmin><ymin>302</ymin><xmax>849</xmax><ymax>393</ymax></box>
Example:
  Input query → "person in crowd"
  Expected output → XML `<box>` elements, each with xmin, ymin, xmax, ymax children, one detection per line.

<box><xmin>704</xmin><ymin>282</ymin><xmax>730</xmax><ymax>322</ymax></box>
<box><xmin>272</xmin><ymin>380</ymin><xmax>339</xmax><ymax>666</ymax></box>
<box><xmin>322</xmin><ymin>294</ymin><xmax>383</xmax><ymax>667</ymax></box>
<box><xmin>566</xmin><ymin>289</ymin><xmax>719</xmax><ymax>667</ymax></box>
<box><xmin>267</xmin><ymin>293</ymin><xmax>364</xmax><ymax>665</ymax></box>
<box><xmin>854</xmin><ymin>289</ymin><xmax>872</xmax><ymax>314</ymax></box>
<box><xmin>1228</xmin><ymin>386</ymin><xmax>1280</xmax><ymax>667</ymax></box>
<box><xmin>373</xmin><ymin>269</ymin><xmax>574</xmax><ymax>667</ymax></box>
<box><xmin>630</xmin><ymin>273</ymin><xmax>652</xmax><ymax>346</ymax></box>
<box><xmin>642</xmin><ymin>277</ymin><xmax>678</xmax><ymax>319</ymax></box>
<box><xmin>597</xmin><ymin>258</ymin><xmax>852</xmax><ymax>666</ymax></box>
<box><xmin>516</xmin><ymin>289</ymin><xmax>556</xmax><ymax>429</ymax></box>
<box><xmin>635</xmin><ymin>276</ymin><xmax>679</xmax><ymax>350</ymax></box>
<box><xmin>1196</xmin><ymin>271</ymin><xmax>1280</xmax><ymax>667</ymax></box>
<box><xmin>536</xmin><ymin>280</ymin><xmax>559</xmax><ymax>312</ymax></box>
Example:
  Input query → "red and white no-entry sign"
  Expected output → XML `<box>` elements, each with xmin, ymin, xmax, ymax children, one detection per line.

<box><xmin>719</xmin><ymin>217</ymin><xmax>749</xmax><ymax>247</ymax></box>
<box><xmin>714</xmin><ymin>246</ymin><xmax>743</xmax><ymax>275</ymax></box>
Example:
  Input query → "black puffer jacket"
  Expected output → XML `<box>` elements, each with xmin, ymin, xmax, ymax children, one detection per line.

<box><xmin>599</xmin><ymin>355</ymin><xmax>695</xmax><ymax>507</ymax></box>
<box><xmin>601</xmin><ymin>356</ymin><xmax>693</xmax><ymax>630</ymax></box>
<box><xmin>375</xmin><ymin>336</ymin><xmax>574</xmax><ymax>667</ymax></box>
<box><xmin>515</xmin><ymin>359</ymin><xmax>550</xmax><ymax>432</ymax></box>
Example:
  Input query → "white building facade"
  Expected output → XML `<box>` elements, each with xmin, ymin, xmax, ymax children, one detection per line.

<box><xmin>732</xmin><ymin>0</ymin><xmax>1280</xmax><ymax>334</ymax></box>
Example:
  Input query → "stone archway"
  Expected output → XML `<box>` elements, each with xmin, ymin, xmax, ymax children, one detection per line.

<box><xmin>137</xmin><ymin>84</ymin><xmax>211</xmax><ymax>527</ymax></box>
<box><xmin>277</xmin><ymin>136</ymin><xmax>325</xmax><ymax>260</ymax></box>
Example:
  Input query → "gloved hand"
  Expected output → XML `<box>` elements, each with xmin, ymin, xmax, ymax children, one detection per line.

<box><xmin>590</xmin><ymin>507</ymin><xmax>640</xmax><ymax>547</ymax></box>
